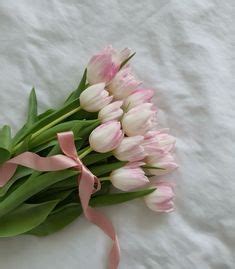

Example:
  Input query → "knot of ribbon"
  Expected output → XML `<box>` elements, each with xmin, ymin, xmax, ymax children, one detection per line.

<box><xmin>0</xmin><ymin>131</ymin><xmax>120</xmax><ymax>269</ymax></box>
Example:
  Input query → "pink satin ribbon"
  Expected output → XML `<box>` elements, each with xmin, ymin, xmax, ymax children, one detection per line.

<box><xmin>0</xmin><ymin>131</ymin><xmax>120</xmax><ymax>269</ymax></box>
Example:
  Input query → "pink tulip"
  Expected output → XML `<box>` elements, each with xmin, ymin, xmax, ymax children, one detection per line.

<box><xmin>123</xmin><ymin>88</ymin><xmax>154</xmax><ymax>110</ymax></box>
<box><xmin>145</xmin><ymin>153</ymin><xmax>178</xmax><ymax>176</ymax></box>
<box><xmin>142</xmin><ymin>130</ymin><xmax>176</xmax><ymax>155</ymax></box>
<box><xmin>87</xmin><ymin>46</ymin><xmax>131</xmax><ymax>85</ymax></box>
<box><xmin>113</xmin><ymin>136</ymin><xmax>146</xmax><ymax>162</ymax></box>
<box><xmin>110</xmin><ymin>162</ymin><xmax>149</xmax><ymax>191</ymax></box>
<box><xmin>89</xmin><ymin>120</ymin><xmax>123</xmax><ymax>153</ymax></box>
<box><xmin>144</xmin><ymin>181</ymin><xmax>175</xmax><ymax>213</ymax></box>
<box><xmin>108</xmin><ymin>67</ymin><xmax>141</xmax><ymax>100</ymax></box>
<box><xmin>98</xmin><ymin>101</ymin><xmax>123</xmax><ymax>123</ymax></box>
<box><xmin>80</xmin><ymin>83</ymin><xmax>112</xmax><ymax>112</ymax></box>
<box><xmin>122</xmin><ymin>103</ymin><xmax>157</xmax><ymax>136</ymax></box>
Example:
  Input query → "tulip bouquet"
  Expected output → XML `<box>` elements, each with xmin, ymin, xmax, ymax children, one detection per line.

<box><xmin>0</xmin><ymin>46</ymin><xmax>177</xmax><ymax>268</ymax></box>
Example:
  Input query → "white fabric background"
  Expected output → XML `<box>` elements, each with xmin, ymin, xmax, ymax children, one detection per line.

<box><xmin>0</xmin><ymin>1</ymin><xmax>234</xmax><ymax>268</ymax></box>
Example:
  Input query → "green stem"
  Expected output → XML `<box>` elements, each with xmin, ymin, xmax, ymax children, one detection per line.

<box><xmin>13</xmin><ymin>106</ymin><xmax>81</xmax><ymax>153</ymax></box>
<box><xmin>142</xmin><ymin>165</ymin><xmax>165</xmax><ymax>170</ymax></box>
<box><xmin>31</xmin><ymin>106</ymin><xmax>81</xmax><ymax>139</ymax></box>
<box><xmin>78</xmin><ymin>147</ymin><xmax>93</xmax><ymax>159</ymax></box>
<box><xmin>99</xmin><ymin>177</ymin><xmax>110</xmax><ymax>182</ymax></box>
<box><xmin>77</xmin><ymin>146</ymin><xmax>90</xmax><ymax>156</ymax></box>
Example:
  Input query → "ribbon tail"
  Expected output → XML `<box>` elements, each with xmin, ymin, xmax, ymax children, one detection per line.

<box><xmin>86</xmin><ymin>207</ymin><xmax>120</xmax><ymax>269</ymax></box>
<box><xmin>109</xmin><ymin>236</ymin><xmax>120</xmax><ymax>269</ymax></box>
<box><xmin>79</xmin><ymin>167</ymin><xmax>120</xmax><ymax>269</ymax></box>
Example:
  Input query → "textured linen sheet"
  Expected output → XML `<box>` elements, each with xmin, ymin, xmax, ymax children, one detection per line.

<box><xmin>0</xmin><ymin>1</ymin><xmax>234</xmax><ymax>268</ymax></box>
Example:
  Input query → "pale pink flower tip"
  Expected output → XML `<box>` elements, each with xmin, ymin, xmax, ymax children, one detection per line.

<box><xmin>144</xmin><ymin>181</ymin><xmax>175</xmax><ymax>213</ymax></box>
<box><xmin>145</xmin><ymin>153</ymin><xmax>178</xmax><ymax>176</ymax></box>
<box><xmin>87</xmin><ymin>46</ymin><xmax>132</xmax><ymax>85</ymax></box>
<box><xmin>80</xmin><ymin>83</ymin><xmax>112</xmax><ymax>112</ymax></box>
<box><xmin>142</xmin><ymin>130</ymin><xmax>176</xmax><ymax>155</ymax></box>
<box><xmin>98</xmin><ymin>101</ymin><xmax>123</xmax><ymax>123</ymax></box>
<box><xmin>108</xmin><ymin>67</ymin><xmax>141</xmax><ymax>100</ymax></box>
<box><xmin>113</xmin><ymin>136</ymin><xmax>147</xmax><ymax>162</ymax></box>
<box><xmin>89</xmin><ymin>120</ymin><xmax>123</xmax><ymax>153</ymax></box>
<box><xmin>110</xmin><ymin>164</ymin><xmax>149</xmax><ymax>191</ymax></box>
<box><xmin>122</xmin><ymin>103</ymin><xmax>157</xmax><ymax>136</ymax></box>
<box><xmin>124</xmin><ymin>88</ymin><xmax>154</xmax><ymax>110</ymax></box>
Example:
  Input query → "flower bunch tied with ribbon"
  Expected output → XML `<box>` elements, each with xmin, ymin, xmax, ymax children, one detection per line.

<box><xmin>0</xmin><ymin>45</ymin><xmax>178</xmax><ymax>268</ymax></box>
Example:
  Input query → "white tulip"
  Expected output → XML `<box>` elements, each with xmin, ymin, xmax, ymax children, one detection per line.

<box><xmin>110</xmin><ymin>163</ymin><xmax>149</xmax><ymax>191</ymax></box>
<box><xmin>89</xmin><ymin>120</ymin><xmax>123</xmax><ymax>153</ymax></box>
<box><xmin>108</xmin><ymin>67</ymin><xmax>141</xmax><ymax>100</ymax></box>
<box><xmin>80</xmin><ymin>83</ymin><xmax>112</xmax><ymax>112</ymax></box>
<box><xmin>98</xmin><ymin>101</ymin><xmax>123</xmax><ymax>123</ymax></box>
<box><xmin>123</xmin><ymin>88</ymin><xmax>154</xmax><ymax>110</ymax></box>
<box><xmin>122</xmin><ymin>103</ymin><xmax>157</xmax><ymax>136</ymax></box>
<box><xmin>87</xmin><ymin>46</ymin><xmax>131</xmax><ymax>85</ymax></box>
<box><xmin>113</xmin><ymin>136</ymin><xmax>146</xmax><ymax>162</ymax></box>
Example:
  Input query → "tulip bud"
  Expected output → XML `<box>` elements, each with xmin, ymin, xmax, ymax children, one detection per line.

<box><xmin>144</xmin><ymin>181</ymin><xmax>175</xmax><ymax>213</ymax></box>
<box><xmin>108</xmin><ymin>67</ymin><xmax>141</xmax><ymax>100</ymax></box>
<box><xmin>142</xmin><ymin>130</ymin><xmax>176</xmax><ymax>155</ymax></box>
<box><xmin>123</xmin><ymin>89</ymin><xmax>154</xmax><ymax>110</ymax></box>
<box><xmin>80</xmin><ymin>83</ymin><xmax>112</xmax><ymax>112</ymax></box>
<box><xmin>145</xmin><ymin>153</ymin><xmax>178</xmax><ymax>176</ymax></box>
<box><xmin>87</xmin><ymin>46</ymin><xmax>131</xmax><ymax>85</ymax></box>
<box><xmin>113</xmin><ymin>136</ymin><xmax>146</xmax><ymax>162</ymax></box>
<box><xmin>122</xmin><ymin>103</ymin><xmax>157</xmax><ymax>136</ymax></box>
<box><xmin>98</xmin><ymin>101</ymin><xmax>123</xmax><ymax>123</ymax></box>
<box><xmin>110</xmin><ymin>162</ymin><xmax>149</xmax><ymax>191</ymax></box>
<box><xmin>89</xmin><ymin>120</ymin><xmax>123</xmax><ymax>153</ymax></box>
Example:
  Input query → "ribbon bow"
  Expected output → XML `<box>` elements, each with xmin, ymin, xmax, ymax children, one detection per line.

<box><xmin>0</xmin><ymin>131</ymin><xmax>120</xmax><ymax>269</ymax></box>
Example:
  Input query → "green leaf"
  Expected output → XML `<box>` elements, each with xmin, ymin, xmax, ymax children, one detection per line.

<box><xmin>12</xmin><ymin>124</ymin><xmax>28</xmax><ymax>146</ymax></box>
<box><xmin>14</xmin><ymin>134</ymin><xmax>32</xmax><ymax>155</ymax></box>
<box><xmin>47</xmin><ymin>176</ymin><xmax>109</xmax><ymax>195</ymax></box>
<box><xmin>0</xmin><ymin>178</ymin><xmax>30</xmax><ymax>204</ymax></box>
<box><xmin>44</xmin><ymin>120</ymin><xmax>99</xmax><ymax>157</ymax></box>
<box><xmin>92</xmin><ymin>181</ymin><xmax>111</xmax><ymax>197</ymax></box>
<box><xmin>0</xmin><ymin>166</ymin><xmax>33</xmax><ymax>197</ymax></box>
<box><xmin>0</xmin><ymin>170</ymin><xmax>79</xmax><ymax>218</ymax></box>
<box><xmin>90</xmin><ymin>161</ymin><xmax>127</xmax><ymax>177</ymax></box>
<box><xmin>12</xmin><ymin>89</ymin><xmax>39</xmax><ymax>145</ymax></box>
<box><xmin>26</xmin><ymin>88</ymin><xmax>38</xmax><ymax>127</ymax></box>
<box><xmin>120</xmin><ymin>52</ymin><xmax>136</xmax><ymax>69</ymax></box>
<box><xmin>26</xmin><ymin>188</ymin><xmax>155</xmax><ymax>237</ymax></box>
<box><xmin>26</xmin><ymin>203</ymin><xmax>83</xmax><ymax>236</ymax></box>
<box><xmin>0</xmin><ymin>118</ymin><xmax>85</xmax><ymax>198</ymax></box>
<box><xmin>29</xmin><ymin>120</ymin><xmax>95</xmax><ymax>150</ymax></box>
<box><xmin>50</xmin><ymin>177</ymin><xmax>78</xmax><ymax>190</ymax></box>
<box><xmin>75</xmin><ymin>121</ymin><xmax>100</xmax><ymax>150</ymax></box>
<box><xmin>47</xmin><ymin>143</ymin><xmax>62</xmax><ymax>156</ymax></box>
<box><xmin>90</xmin><ymin>188</ymin><xmax>156</xmax><ymax>207</ymax></box>
<box><xmin>37</xmin><ymin>109</ymin><xmax>55</xmax><ymax>121</ymax></box>
<box><xmin>0</xmin><ymin>125</ymin><xmax>12</xmax><ymax>164</ymax></box>
<box><xmin>27</xmin><ymin>189</ymin><xmax>74</xmax><ymax>204</ymax></box>
<box><xmin>0</xmin><ymin>200</ymin><xmax>59</xmax><ymax>237</ymax></box>
<box><xmin>66</xmin><ymin>109</ymin><xmax>98</xmax><ymax>121</ymax></box>
<box><xmin>64</xmin><ymin>69</ymin><xmax>87</xmax><ymax>104</ymax></box>
<box><xmin>83</xmin><ymin>152</ymin><xmax>113</xmax><ymax>166</ymax></box>
<box><xmin>33</xmin><ymin>139</ymin><xmax>59</xmax><ymax>153</ymax></box>
<box><xmin>13</xmin><ymin>98</ymin><xmax>81</xmax><ymax>147</ymax></box>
